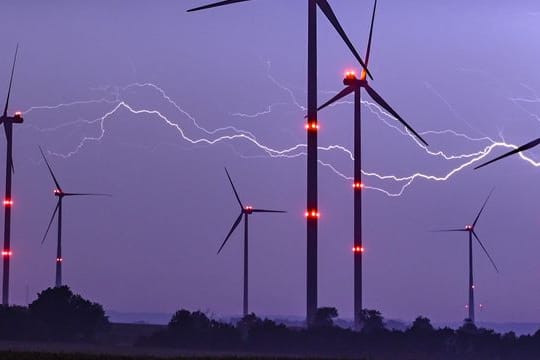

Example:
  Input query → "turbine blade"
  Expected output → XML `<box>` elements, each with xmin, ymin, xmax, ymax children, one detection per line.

<box><xmin>364</xmin><ymin>0</ymin><xmax>377</xmax><ymax>67</ymax></box>
<box><xmin>316</xmin><ymin>0</ymin><xmax>373</xmax><ymax>80</ymax></box>
<box><xmin>317</xmin><ymin>86</ymin><xmax>355</xmax><ymax>112</ymax></box>
<box><xmin>39</xmin><ymin>146</ymin><xmax>62</xmax><ymax>191</ymax></box>
<box><xmin>252</xmin><ymin>209</ymin><xmax>287</xmax><ymax>213</ymax></box>
<box><xmin>472</xmin><ymin>231</ymin><xmax>499</xmax><ymax>273</ymax></box>
<box><xmin>364</xmin><ymin>84</ymin><xmax>429</xmax><ymax>146</ymax></box>
<box><xmin>63</xmin><ymin>193</ymin><xmax>112</xmax><ymax>197</ymax></box>
<box><xmin>472</xmin><ymin>188</ymin><xmax>494</xmax><ymax>227</ymax></box>
<box><xmin>187</xmin><ymin>0</ymin><xmax>252</xmax><ymax>12</ymax></box>
<box><xmin>224</xmin><ymin>167</ymin><xmax>243</xmax><ymax>208</ymax></box>
<box><xmin>474</xmin><ymin>138</ymin><xmax>540</xmax><ymax>170</ymax></box>
<box><xmin>4</xmin><ymin>44</ymin><xmax>18</xmax><ymax>118</ymax></box>
<box><xmin>430</xmin><ymin>229</ymin><xmax>467</xmax><ymax>232</ymax></box>
<box><xmin>217</xmin><ymin>213</ymin><xmax>243</xmax><ymax>254</ymax></box>
<box><xmin>41</xmin><ymin>202</ymin><xmax>60</xmax><ymax>245</ymax></box>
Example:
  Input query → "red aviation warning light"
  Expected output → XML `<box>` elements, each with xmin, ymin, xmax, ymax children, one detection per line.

<box><xmin>352</xmin><ymin>182</ymin><xmax>364</xmax><ymax>190</ymax></box>
<box><xmin>244</xmin><ymin>206</ymin><xmax>253</xmax><ymax>214</ymax></box>
<box><xmin>352</xmin><ymin>246</ymin><xmax>364</xmax><ymax>253</ymax></box>
<box><xmin>305</xmin><ymin>210</ymin><xmax>320</xmax><ymax>219</ymax></box>
<box><xmin>3</xmin><ymin>199</ymin><xmax>13</xmax><ymax>207</ymax></box>
<box><xmin>56</xmin><ymin>258</ymin><xmax>63</xmax><ymax>262</ymax></box>
<box><xmin>344</xmin><ymin>70</ymin><xmax>357</xmax><ymax>80</ymax></box>
<box><xmin>1</xmin><ymin>250</ymin><xmax>12</xmax><ymax>257</ymax></box>
<box><xmin>305</xmin><ymin>122</ymin><xmax>319</xmax><ymax>131</ymax></box>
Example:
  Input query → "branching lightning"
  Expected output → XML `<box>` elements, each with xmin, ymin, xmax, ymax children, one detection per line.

<box><xmin>24</xmin><ymin>64</ymin><xmax>540</xmax><ymax>197</ymax></box>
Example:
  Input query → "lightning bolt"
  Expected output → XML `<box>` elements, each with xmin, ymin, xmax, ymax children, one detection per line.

<box><xmin>24</xmin><ymin>65</ymin><xmax>540</xmax><ymax>197</ymax></box>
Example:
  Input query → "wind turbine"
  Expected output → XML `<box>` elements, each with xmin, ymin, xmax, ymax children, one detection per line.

<box><xmin>1</xmin><ymin>45</ymin><xmax>23</xmax><ymax>306</ymax></box>
<box><xmin>475</xmin><ymin>138</ymin><xmax>540</xmax><ymax>170</ymax></box>
<box><xmin>39</xmin><ymin>147</ymin><xmax>111</xmax><ymax>288</ymax></box>
<box><xmin>433</xmin><ymin>190</ymin><xmax>499</xmax><ymax>324</ymax></box>
<box><xmin>219</xmin><ymin>168</ymin><xmax>286</xmax><ymax>318</ymax></box>
<box><xmin>187</xmin><ymin>0</ymin><xmax>371</xmax><ymax>326</ymax></box>
<box><xmin>314</xmin><ymin>0</ymin><xmax>428</xmax><ymax>329</ymax></box>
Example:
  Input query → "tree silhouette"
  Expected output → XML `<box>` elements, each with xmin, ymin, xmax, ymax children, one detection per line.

<box><xmin>359</xmin><ymin>309</ymin><xmax>385</xmax><ymax>333</ymax></box>
<box><xmin>409</xmin><ymin>316</ymin><xmax>435</xmax><ymax>334</ymax></box>
<box><xmin>159</xmin><ymin>309</ymin><xmax>238</xmax><ymax>349</ymax></box>
<box><xmin>29</xmin><ymin>286</ymin><xmax>109</xmax><ymax>341</ymax></box>
<box><xmin>313</xmin><ymin>307</ymin><xmax>338</xmax><ymax>328</ymax></box>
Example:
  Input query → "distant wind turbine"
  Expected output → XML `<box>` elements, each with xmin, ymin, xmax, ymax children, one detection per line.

<box><xmin>39</xmin><ymin>146</ymin><xmax>111</xmax><ymax>288</ymax></box>
<box><xmin>314</xmin><ymin>0</ymin><xmax>428</xmax><ymax>329</ymax></box>
<box><xmin>219</xmin><ymin>168</ymin><xmax>286</xmax><ymax>318</ymax></box>
<box><xmin>433</xmin><ymin>190</ymin><xmax>499</xmax><ymax>324</ymax></box>
<box><xmin>188</xmin><ymin>0</ymin><xmax>370</xmax><ymax>326</ymax></box>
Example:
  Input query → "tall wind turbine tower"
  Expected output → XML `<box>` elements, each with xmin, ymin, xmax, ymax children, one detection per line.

<box><xmin>1</xmin><ymin>45</ymin><xmax>23</xmax><ymax>306</ymax></box>
<box><xmin>315</xmin><ymin>1</ymin><xmax>428</xmax><ymax>329</ymax></box>
<box><xmin>187</xmin><ymin>0</ymin><xmax>371</xmax><ymax>326</ymax></box>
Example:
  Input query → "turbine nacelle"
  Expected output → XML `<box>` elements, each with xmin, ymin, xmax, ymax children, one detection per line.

<box><xmin>53</xmin><ymin>189</ymin><xmax>63</xmax><ymax>197</ymax></box>
<box><xmin>13</xmin><ymin>111</ymin><xmax>24</xmax><ymax>124</ymax></box>
<box><xmin>244</xmin><ymin>206</ymin><xmax>253</xmax><ymax>214</ymax></box>
<box><xmin>0</xmin><ymin>111</ymin><xmax>23</xmax><ymax>124</ymax></box>
<box><xmin>12</xmin><ymin>111</ymin><xmax>23</xmax><ymax>123</ymax></box>
<box><xmin>465</xmin><ymin>225</ymin><xmax>473</xmax><ymax>231</ymax></box>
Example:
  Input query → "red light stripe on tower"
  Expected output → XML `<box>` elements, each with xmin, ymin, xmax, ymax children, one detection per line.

<box><xmin>305</xmin><ymin>210</ymin><xmax>320</xmax><ymax>219</ymax></box>
<box><xmin>1</xmin><ymin>250</ymin><xmax>12</xmax><ymax>257</ymax></box>
<box><xmin>352</xmin><ymin>182</ymin><xmax>364</xmax><ymax>190</ymax></box>
<box><xmin>352</xmin><ymin>246</ymin><xmax>364</xmax><ymax>253</ymax></box>
<box><xmin>305</xmin><ymin>122</ymin><xmax>319</xmax><ymax>131</ymax></box>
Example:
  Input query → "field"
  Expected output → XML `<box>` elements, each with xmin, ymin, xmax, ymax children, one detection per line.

<box><xmin>0</xmin><ymin>342</ymin><xmax>326</xmax><ymax>360</ymax></box>
<box><xmin>0</xmin><ymin>353</ymin><xmax>271</xmax><ymax>360</ymax></box>
<box><xmin>0</xmin><ymin>350</ymin><xmax>324</xmax><ymax>360</ymax></box>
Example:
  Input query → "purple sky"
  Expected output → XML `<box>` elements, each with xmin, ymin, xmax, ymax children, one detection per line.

<box><xmin>1</xmin><ymin>0</ymin><xmax>540</xmax><ymax>323</ymax></box>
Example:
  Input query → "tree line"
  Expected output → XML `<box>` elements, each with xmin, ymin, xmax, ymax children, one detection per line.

<box><xmin>4</xmin><ymin>287</ymin><xmax>540</xmax><ymax>359</ymax></box>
